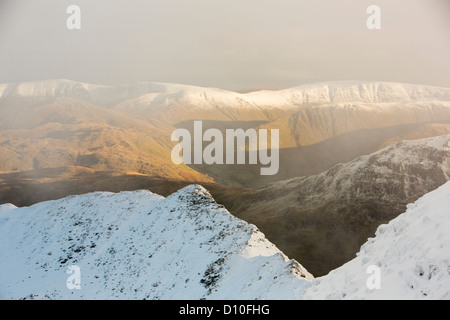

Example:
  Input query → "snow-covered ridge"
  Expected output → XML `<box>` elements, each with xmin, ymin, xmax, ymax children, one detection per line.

<box><xmin>0</xmin><ymin>185</ymin><xmax>312</xmax><ymax>300</ymax></box>
<box><xmin>246</xmin><ymin>81</ymin><xmax>450</xmax><ymax>106</ymax></box>
<box><xmin>2</xmin><ymin>176</ymin><xmax>450</xmax><ymax>300</ymax></box>
<box><xmin>331</xmin><ymin>134</ymin><xmax>450</xmax><ymax>186</ymax></box>
<box><xmin>0</xmin><ymin>79</ymin><xmax>242</xmax><ymax>108</ymax></box>
<box><xmin>1</xmin><ymin>79</ymin><xmax>449</xmax><ymax>109</ymax></box>
<box><xmin>302</xmin><ymin>180</ymin><xmax>450</xmax><ymax>300</ymax></box>
<box><xmin>270</xmin><ymin>134</ymin><xmax>450</xmax><ymax>204</ymax></box>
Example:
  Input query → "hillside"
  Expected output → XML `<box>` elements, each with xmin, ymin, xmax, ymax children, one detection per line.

<box><xmin>0</xmin><ymin>185</ymin><xmax>312</xmax><ymax>300</ymax></box>
<box><xmin>2</xmin><ymin>181</ymin><xmax>450</xmax><ymax>300</ymax></box>
<box><xmin>0</xmin><ymin>95</ymin><xmax>209</xmax><ymax>182</ymax></box>
<box><xmin>1</xmin><ymin>80</ymin><xmax>450</xmax><ymax>280</ymax></box>
<box><xmin>303</xmin><ymin>181</ymin><xmax>450</xmax><ymax>300</ymax></box>
<box><xmin>1</xmin><ymin>80</ymin><xmax>450</xmax><ymax>186</ymax></box>
<box><xmin>229</xmin><ymin>135</ymin><xmax>450</xmax><ymax>275</ymax></box>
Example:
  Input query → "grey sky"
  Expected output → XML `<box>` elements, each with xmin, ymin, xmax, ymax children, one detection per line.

<box><xmin>0</xmin><ymin>0</ymin><xmax>449</xmax><ymax>92</ymax></box>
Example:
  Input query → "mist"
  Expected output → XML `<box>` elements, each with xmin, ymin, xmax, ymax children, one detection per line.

<box><xmin>0</xmin><ymin>0</ymin><xmax>449</xmax><ymax>91</ymax></box>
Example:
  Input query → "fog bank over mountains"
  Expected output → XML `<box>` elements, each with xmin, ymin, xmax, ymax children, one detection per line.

<box><xmin>1</xmin><ymin>1</ymin><xmax>450</xmax><ymax>91</ymax></box>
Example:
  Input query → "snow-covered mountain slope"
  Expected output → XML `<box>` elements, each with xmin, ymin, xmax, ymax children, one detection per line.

<box><xmin>2</xmin><ymin>79</ymin><xmax>450</xmax><ymax>109</ymax></box>
<box><xmin>0</xmin><ymin>79</ymin><xmax>248</xmax><ymax>110</ymax></box>
<box><xmin>247</xmin><ymin>81</ymin><xmax>450</xmax><ymax>107</ymax></box>
<box><xmin>231</xmin><ymin>134</ymin><xmax>450</xmax><ymax>276</ymax></box>
<box><xmin>3</xmin><ymin>79</ymin><xmax>450</xmax><ymax>147</ymax></box>
<box><xmin>283</xmin><ymin>134</ymin><xmax>450</xmax><ymax>207</ymax></box>
<box><xmin>302</xmin><ymin>180</ymin><xmax>450</xmax><ymax>300</ymax></box>
<box><xmin>0</xmin><ymin>185</ymin><xmax>312</xmax><ymax>300</ymax></box>
<box><xmin>2</xmin><ymin>79</ymin><xmax>450</xmax><ymax>187</ymax></box>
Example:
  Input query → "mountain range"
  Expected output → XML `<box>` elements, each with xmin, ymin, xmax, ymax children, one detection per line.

<box><xmin>227</xmin><ymin>134</ymin><xmax>450</xmax><ymax>275</ymax></box>
<box><xmin>2</xmin><ymin>79</ymin><xmax>450</xmax><ymax>185</ymax></box>
<box><xmin>302</xmin><ymin>180</ymin><xmax>450</xmax><ymax>300</ymax></box>
<box><xmin>0</xmin><ymin>185</ymin><xmax>312</xmax><ymax>300</ymax></box>
<box><xmin>1</xmin><ymin>181</ymin><xmax>449</xmax><ymax>299</ymax></box>
<box><xmin>1</xmin><ymin>79</ymin><xmax>450</xmax><ymax>280</ymax></box>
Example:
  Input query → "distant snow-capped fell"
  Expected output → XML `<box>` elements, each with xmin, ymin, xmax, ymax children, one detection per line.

<box><xmin>284</xmin><ymin>133</ymin><xmax>450</xmax><ymax>206</ymax></box>
<box><xmin>3</xmin><ymin>79</ymin><xmax>450</xmax><ymax>150</ymax></box>
<box><xmin>2</xmin><ymin>79</ymin><xmax>450</xmax><ymax>109</ymax></box>
<box><xmin>0</xmin><ymin>185</ymin><xmax>312</xmax><ymax>300</ymax></box>
<box><xmin>302</xmin><ymin>180</ymin><xmax>450</xmax><ymax>300</ymax></box>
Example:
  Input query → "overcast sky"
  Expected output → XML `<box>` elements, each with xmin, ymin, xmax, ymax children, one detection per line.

<box><xmin>0</xmin><ymin>0</ymin><xmax>449</xmax><ymax>91</ymax></box>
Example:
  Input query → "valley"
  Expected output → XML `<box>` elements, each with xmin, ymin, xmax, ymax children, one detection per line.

<box><xmin>1</xmin><ymin>79</ymin><xmax>450</xmax><ymax>276</ymax></box>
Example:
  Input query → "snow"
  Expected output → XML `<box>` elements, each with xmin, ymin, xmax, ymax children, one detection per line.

<box><xmin>270</xmin><ymin>134</ymin><xmax>450</xmax><ymax>208</ymax></box>
<box><xmin>330</xmin><ymin>134</ymin><xmax>450</xmax><ymax>199</ymax></box>
<box><xmin>373</xmin><ymin>135</ymin><xmax>450</xmax><ymax>170</ymax></box>
<box><xmin>244</xmin><ymin>81</ymin><xmax>450</xmax><ymax>108</ymax></box>
<box><xmin>302</xmin><ymin>181</ymin><xmax>450</xmax><ymax>300</ymax></box>
<box><xmin>2</xmin><ymin>79</ymin><xmax>450</xmax><ymax>112</ymax></box>
<box><xmin>0</xmin><ymin>185</ymin><xmax>312</xmax><ymax>300</ymax></box>
<box><xmin>2</xmin><ymin>179</ymin><xmax>450</xmax><ymax>300</ymax></box>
